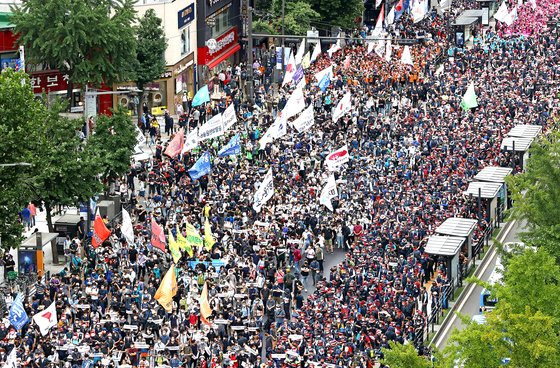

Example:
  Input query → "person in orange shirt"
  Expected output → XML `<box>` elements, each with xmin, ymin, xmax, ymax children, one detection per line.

<box><xmin>28</xmin><ymin>202</ymin><xmax>37</xmax><ymax>227</ymax></box>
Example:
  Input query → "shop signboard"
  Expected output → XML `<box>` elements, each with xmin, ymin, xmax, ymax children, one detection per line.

<box><xmin>178</xmin><ymin>3</ymin><xmax>195</xmax><ymax>29</ymax></box>
<box><xmin>197</xmin><ymin>27</ymin><xmax>238</xmax><ymax>66</ymax></box>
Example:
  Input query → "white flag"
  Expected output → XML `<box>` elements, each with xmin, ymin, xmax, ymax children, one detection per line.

<box><xmin>332</xmin><ymin>92</ymin><xmax>352</xmax><ymax>123</ymax></box>
<box><xmin>182</xmin><ymin>127</ymin><xmax>200</xmax><ymax>154</ymax></box>
<box><xmin>310</xmin><ymin>42</ymin><xmax>321</xmax><ymax>62</ymax></box>
<box><xmin>295</xmin><ymin>38</ymin><xmax>306</xmax><ymax>65</ymax></box>
<box><xmin>376</xmin><ymin>0</ymin><xmax>383</xmax><ymax>7</ymax></box>
<box><xmin>198</xmin><ymin>114</ymin><xmax>225</xmax><ymax>141</ymax></box>
<box><xmin>253</xmin><ymin>169</ymin><xmax>274</xmax><ymax>213</ymax></box>
<box><xmin>222</xmin><ymin>103</ymin><xmax>237</xmax><ymax>131</ymax></box>
<box><xmin>121</xmin><ymin>208</ymin><xmax>134</xmax><ymax>245</ymax></box>
<box><xmin>259</xmin><ymin>116</ymin><xmax>287</xmax><ymax>149</ymax></box>
<box><xmin>325</xmin><ymin>145</ymin><xmax>350</xmax><ymax>171</ymax></box>
<box><xmin>282</xmin><ymin>82</ymin><xmax>306</xmax><ymax>120</ymax></box>
<box><xmin>327</xmin><ymin>40</ymin><xmax>341</xmax><ymax>58</ymax></box>
<box><xmin>291</xmin><ymin>104</ymin><xmax>315</xmax><ymax>133</ymax></box>
<box><xmin>494</xmin><ymin>1</ymin><xmax>509</xmax><ymax>23</ymax></box>
<box><xmin>4</xmin><ymin>348</ymin><xmax>17</xmax><ymax>368</ymax></box>
<box><xmin>33</xmin><ymin>301</ymin><xmax>57</xmax><ymax>336</ymax></box>
<box><xmin>503</xmin><ymin>6</ymin><xmax>517</xmax><ymax>26</ymax></box>
<box><xmin>400</xmin><ymin>45</ymin><xmax>414</xmax><ymax>66</ymax></box>
<box><xmin>385</xmin><ymin>6</ymin><xmax>396</xmax><ymax>27</ymax></box>
<box><xmin>367</xmin><ymin>41</ymin><xmax>375</xmax><ymax>54</ymax></box>
<box><xmin>372</xmin><ymin>5</ymin><xmax>384</xmax><ymax>36</ymax></box>
<box><xmin>412</xmin><ymin>0</ymin><xmax>428</xmax><ymax>23</ymax></box>
<box><xmin>374</xmin><ymin>40</ymin><xmax>385</xmax><ymax>58</ymax></box>
<box><xmin>319</xmin><ymin>174</ymin><xmax>338</xmax><ymax>211</ymax></box>
<box><xmin>385</xmin><ymin>37</ymin><xmax>392</xmax><ymax>62</ymax></box>
<box><xmin>282</xmin><ymin>51</ymin><xmax>297</xmax><ymax>86</ymax></box>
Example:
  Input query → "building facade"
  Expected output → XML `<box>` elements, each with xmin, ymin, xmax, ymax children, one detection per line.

<box><xmin>196</xmin><ymin>0</ymin><xmax>242</xmax><ymax>87</ymax></box>
<box><xmin>115</xmin><ymin>0</ymin><xmax>198</xmax><ymax>116</ymax></box>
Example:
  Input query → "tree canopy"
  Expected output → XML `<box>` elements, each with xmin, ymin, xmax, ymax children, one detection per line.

<box><xmin>444</xmin><ymin>248</ymin><xmax>560</xmax><ymax>368</ymax></box>
<box><xmin>381</xmin><ymin>341</ymin><xmax>434</xmax><ymax>368</ymax></box>
<box><xmin>11</xmin><ymin>0</ymin><xmax>137</xmax><ymax>88</ymax></box>
<box><xmin>506</xmin><ymin>128</ymin><xmax>560</xmax><ymax>259</ymax></box>
<box><xmin>0</xmin><ymin>69</ymin><xmax>41</xmax><ymax>250</ymax></box>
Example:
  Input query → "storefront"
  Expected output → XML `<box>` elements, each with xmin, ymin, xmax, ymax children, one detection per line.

<box><xmin>112</xmin><ymin>70</ymin><xmax>174</xmax><ymax>116</ymax></box>
<box><xmin>196</xmin><ymin>0</ymin><xmax>242</xmax><ymax>86</ymax></box>
<box><xmin>173</xmin><ymin>2</ymin><xmax>196</xmax><ymax>114</ymax></box>
<box><xmin>29</xmin><ymin>70</ymin><xmax>113</xmax><ymax>115</ymax></box>
<box><xmin>0</xmin><ymin>13</ymin><xmax>20</xmax><ymax>71</ymax></box>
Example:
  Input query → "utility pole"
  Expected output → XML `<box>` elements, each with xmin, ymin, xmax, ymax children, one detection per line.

<box><xmin>281</xmin><ymin>0</ymin><xmax>286</xmax><ymax>82</ymax></box>
<box><xmin>246</xmin><ymin>0</ymin><xmax>254</xmax><ymax>103</ymax></box>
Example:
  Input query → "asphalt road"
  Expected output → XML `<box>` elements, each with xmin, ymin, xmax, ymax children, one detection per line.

<box><xmin>432</xmin><ymin>219</ymin><xmax>527</xmax><ymax>349</ymax></box>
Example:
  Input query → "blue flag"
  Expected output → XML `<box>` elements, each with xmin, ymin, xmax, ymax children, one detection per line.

<box><xmin>8</xmin><ymin>293</ymin><xmax>29</xmax><ymax>330</ymax></box>
<box><xmin>188</xmin><ymin>151</ymin><xmax>211</xmax><ymax>180</ymax></box>
<box><xmin>292</xmin><ymin>65</ymin><xmax>304</xmax><ymax>85</ymax></box>
<box><xmin>218</xmin><ymin>134</ymin><xmax>241</xmax><ymax>157</ymax></box>
<box><xmin>318</xmin><ymin>72</ymin><xmax>331</xmax><ymax>92</ymax></box>
<box><xmin>192</xmin><ymin>85</ymin><xmax>210</xmax><ymax>107</ymax></box>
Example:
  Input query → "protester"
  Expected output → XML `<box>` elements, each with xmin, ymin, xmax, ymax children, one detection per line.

<box><xmin>1</xmin><ymin>3</ymin><xmax>559</xmax><ymax>367</ymax></box>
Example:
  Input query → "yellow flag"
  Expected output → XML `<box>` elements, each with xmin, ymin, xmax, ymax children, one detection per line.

<box><xmin>200</xmin><ymin>281</ymin><xmax>212</xmax><ymax>323</ymax></box>
<box><xmin>168</xmin><ymin>229</ymin><xmax>182</xmax><ymax>264</ymax></box>
<box><xmin>176</xmin><ymin>226</ymin><xmax>193</xmax><ymax>257</ymax></box>
<box><xmin>185</xmin><ymin>222</ymin><xmax>203</xmax><ymax>248</ymax></box>
<box><xmin>204</xmin><ymin>218</ymin><xmax>215</xmax><ymax>251</ymax></box>
<box><xmin>154</xmin><ymin>266</ymin><xmax>178</xmax><ymax>312</ymax></box>
<box><xmin>302</xmin><ymin>51</ymin><xmax>311</xmax><ymax>69</ymax></box>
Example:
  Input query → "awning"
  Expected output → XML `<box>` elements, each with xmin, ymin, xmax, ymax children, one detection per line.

<box><xmin>435</xmin><ymin>217</ymin><xmax>479</xmax><ymax>238</ymax></box>
<box><xmin>207</xmin><ymin>43</ymin><xmax>241</xmax><ymax>69</ymax></box>
<box><xmin>0</xmin><ymin>12</ymin><xmax>13</xmax><ymax>29</ymax></box>
<box><xmin>463</xmin><ymin>181</ymin><xmax>503</xmax><ymax>199</ymax></box>
<box><xmin>501</xmin><ymin>136</ymin><xmax>534</xmax><ymax>152</ymax></box>
<box><xmin>474</xmin><ymin>166</ymin><xmax>513</xmax><ymax>183</ymax></box>
<box><xmin>507</xmin><ymin>124</ymin><xmax>542</xmax><ymax>139</ymax></box>
<box><xmin>425</xmin><ymin>235</ymin><xmax>465</xmax><ymax>256</ymax></box>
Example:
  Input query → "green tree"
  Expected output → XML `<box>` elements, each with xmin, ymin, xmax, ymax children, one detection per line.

<box><xmin>30</xmin><ymin>102</ymin><xmax>102</xmax><ymax>232</ymax></box>
<box><xmin>0</xmin><ymin>69</ymin><xmax>43</xmax><ymax>251</ymax></box>
<box><xmin>307</xmin><ymin>0</ymin><xmax>364</xmax><ymax>30</ymax></box>
<box><xmin>506</xmin><ymin>129</ymin><xmax>560</xmax><ymax>258</ymax></box>
<box><xmin>445</xmin><ymin>306</ymin><xmax>560</xmax><ymax>368</ymax></box>
<box><xmin>444</xmin><ymin>248</ymin><xmax>560</xmax><ymax>368</ymax></box>
<box><xmin>11</xmin><ymin>0</ymin><xmax>137</xmax><ymax>96</ymax></box>
<box><xmin>381</xmin><ymin>341</ymin><xmax>433</xmax><ymax>368</ymax></box>
<box><xmin>496</xmin><ymin>248</ymin><xmax>560</xmax><ymax>322</ymax></box>
<box><xmin>279</xmin><ymin>1</ymin><xmax>320</xmax><ymax>35</ymax></box>
<box><xmin>135</xmin><ymin>8</ymin><xmax>167</xmax><ymax>119</ymax></box>
<box><xmin>88</xmin><ymin>109</ymin><xmax>137</xmax><ymax>187</ymax></box>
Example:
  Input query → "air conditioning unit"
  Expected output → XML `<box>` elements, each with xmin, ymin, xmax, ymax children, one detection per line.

<box><xmin>153</xmin><ymin>92</ymin><xmax>163</xmax><ymax>103</ymax></box>
<box><xmin>119</xmin><ymin>96</ymin><xmax>129</xmax><ymax>107</ymax></box>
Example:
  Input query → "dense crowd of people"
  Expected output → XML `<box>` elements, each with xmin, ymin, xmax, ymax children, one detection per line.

<box><xmin>2</xmin><ymin>0</ymin><xmax>560</xmax><ymax>367</ymax></box>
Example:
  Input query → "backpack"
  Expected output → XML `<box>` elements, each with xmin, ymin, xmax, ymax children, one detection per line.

<box><xmin>293</xmin><ymin>249</ymin><xmax>302</xmax><ymax>262</ymax></box>
<box><xmin>197</xmin><ymin>273</ymin><xmax>205</xmax><ymax>286</ymax></box>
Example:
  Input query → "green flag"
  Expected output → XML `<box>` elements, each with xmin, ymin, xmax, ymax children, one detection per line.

<box><xmin>460</xmin><ymin>81</ymin><xmax>478</xmax><ymax>111</ymax></box>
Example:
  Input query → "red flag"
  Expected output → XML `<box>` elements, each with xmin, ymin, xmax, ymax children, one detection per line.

<box><xmin>151</xmin><ymin>218</ymin><xmax>167</xmax><ymax>252</ymax></box>
<box><xmin>343</xmin><ymin>55</ymin><xmax>351</xmax><ymax>70</ymax></box>
<box><xmin>164</xmin><ymin>128</ymin><xmax>184</xmax><ymax>158</ymax></box>
<box><xmin>395</xmin><ymin>0</ymin><xmax>404</xmax><ymax>11</ymax></box>
<box><xmin>92</xmin><ymin>214</ymin><xmax>111</xmax><ymax>248</ymax></box>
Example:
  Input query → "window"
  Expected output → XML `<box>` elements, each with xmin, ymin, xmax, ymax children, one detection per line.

<box><xmin>181</xmin><ymin>26</ymin><xmax>191</xmax><ymax>55</ymax></box>
<box><xmin>207</xmin><ymin>5</ymin><xmax>232</xmax><ymax>39</ymax></box>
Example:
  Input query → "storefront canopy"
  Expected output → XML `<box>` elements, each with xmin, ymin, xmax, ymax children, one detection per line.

<box><xmin>425</xmin><ymin>235</ymin><xmax>465</xmax><ymax>256</ymax></box>
<box><xmin>507</xmin><ymin>124</ymin><xmax>542</xmax><ymax>139</ymax></box>
<box><xmin>435</xmin><ymin>217</ymin><xmax>478</xmax><ymax>238</ymax></box>
<box><xmin>501</xmin><ymin>136</ymin><xmax>534</xmax><ymax>152</ymax></box>
<box><xmin>463</xmin><ymin>181</ymin><xmax>503</xmax><ymax>199</ymax></box>
<box><xmin>474</xmin><ymin>166</ymin><xmax>513</xmax><ymax>183</ymax></box>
